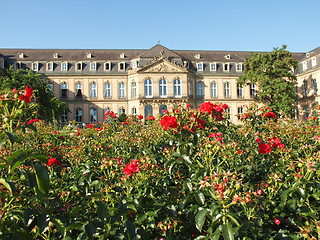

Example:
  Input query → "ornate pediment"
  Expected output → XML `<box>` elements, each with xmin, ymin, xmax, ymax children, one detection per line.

<box><xmin>139</xmin><ymin>59</ymin><xmax>187</xmax><ymax>73</ymax></box>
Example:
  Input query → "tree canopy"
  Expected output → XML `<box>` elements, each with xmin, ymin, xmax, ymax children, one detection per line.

<box><xmin>0</xmin><ymin>67</ymin><xmax>67</xmax><ymax>121</ymax></box>
<box><xmin>237</xmin><ymin>45</ymin><xmax>298</xmax><ymax>117</ymax></box>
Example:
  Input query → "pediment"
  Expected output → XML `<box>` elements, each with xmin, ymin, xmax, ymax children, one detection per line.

<box><xmin>139</xmin><ymin>59</ymin><xmax>187</xmax><ymax>73</ymax></box>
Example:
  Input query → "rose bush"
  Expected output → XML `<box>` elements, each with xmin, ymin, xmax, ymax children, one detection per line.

<box><xmin>0</xmin><ymin>89</ymin><xmax>319</xmax><ymax>239</ymax></box>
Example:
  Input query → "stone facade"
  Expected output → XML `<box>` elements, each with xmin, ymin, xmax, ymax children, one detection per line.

<box><xmin>0</xmin><ymin>44</ymin><xmax>319</xmax><ymax>123</ymax></box>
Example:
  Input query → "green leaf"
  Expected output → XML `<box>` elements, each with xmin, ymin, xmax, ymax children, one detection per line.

<box><xmin>38</xmin><ymin>213</ymin><xmax>48</xmax><ymax>233</ymax></box>
<box><xmin>50</xmin><ymin>217</ymin><xmax>65</xmax><ymax>236</ymax></box>
<box><xmin>183</xmin><ymin>179</ymin><xmax>192</xmax><ymax>192</ymax></box>
<box><xmin>196</xmin><ymin>192</ymin><xmax>205</xmax><ymax>206</ymax></box>
<box><xmin>0</xmin><ymin>178</ymin><xmax>13</xmax><ymax>193</ymax></box>
<box><xmin>222</xmin><ymin>222</ymin><xmax>234</xmax><ymax>240</ymax></box>
<box><xmin>182</xmin><ymin>154</ymin><xmax>192</xmax><ymax>165</ymax></box>
<box><xmin>5</xmin><ymin>131</ymin><xmax>16</xmax><ymax>145</ymax></box>
<box><xmin>195</xmin><ymin>209</ymin><xmax>208</xmax><ymax>232</ymax></box>
<box><xmin>85</xmin><ymin>223</ymin><xmax>96</xmax><ymax>239</ymax></box>
<box><xmin>297</xmin><ymin>187</ymin><xmax>306</xmax><ymax>199</ymax></box>
<box><xmin>26</xmin><ymin>171</ymin><xmax>37</xmax><ymax>188</ymax></box>
<box><xmin>126</xmin><ymin>220</ymin><xmax>136</xmax><ymax>240</ymax></box>
<box><xmin>35</xmin><ymin>164</ymin><xmax>49</xmax><ymax>194</ymax></box>
<box><xmin>96</xmin><ymin>201</ymin><xmax>107</xmax><ymax>221</ymax></box>
<box><xmin>9</xmin><ymin>150</ymin><xmax>32</xmax><ymax>173</ymax></box>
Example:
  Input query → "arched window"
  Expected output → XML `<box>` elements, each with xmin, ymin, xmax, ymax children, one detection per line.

<box><xmin>197</xmin><ymin>82</ymin><xmax>204</xmax><ymax>98</ymax></box>
<box><xmin>119</xmin><ymin>83</ymin><xmax>125</xmax><ymax>98</ymax></box>
<box><xmin>173</xmin><ymin>79</ymin><xmax>181</xmax><ymax>97</ymax></box>
<box><xmin>144</xmin><ymin>79</ymin><xmax>153</xmax><ymax>98</ymax></box>
<box><xmin>75</xmin><ymin>82</ymin><xmax>82</xmax><ymax>98</ymax></box>
<box><xmin>131</xmin><ymin>82</ymin><xmax>136</xmax><ymax>98</ymax></box>
<box><xmin>159</xmin><ymin>105</ymin><xmax>167</xmax><ymax>115</ymax></box>
<box><xmin>104</xmin><ymin>82</ymin><xmax>111</xmax><ymax>98</ymax></box>
<box><xmin>75</xmin><ymin>108</ymin><xmax>83</xmax><ymax>123</ymax></box>
<box><xmin>90</xmin><ymin>108</ymin><xmax>97</xmax><ymax>123</ymax></box>
<box><xmin>159</xmin><ymin>79</ymin><xmax>167</xmax><ymax>97</ymax></box>
<box><xmin>60</xmin><ymin>82</ymin><xmax>68</xmax><ymax>99</ymax></box>
<box><xmin>211</xmin><ymin>82</ymin><xmax>217</xmax><ymax>98</ymax></box>
<box><xmin>224</xmin><ymin>82</ymin><xmax>230</xmax><ymax>98</ymax></box>
<box><xmin>90</xmin><ymin>82</ymin><xmax>97</xmax><ymax>99</ymax></box>
<box><xmin>145</xmin><ymin>105</ymin><xmax>153</xmax><ymax>118</ymax></box>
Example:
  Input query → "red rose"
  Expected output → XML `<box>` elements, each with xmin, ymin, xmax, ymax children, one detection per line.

<box><xmin>160</xmin><ymin>116</ymin><xmax>178</xmax><ymax>130</ymax></box>
<box><xmin>264</xmin><ymin>112</ymin><xmax>275</xmax><ymax>118</ymax></box>
<box><xmin>48</xmin><ymin>158</ymin><xmax>61</xmax><ymax>166</ymax></box>
<box><xmin>146</xmin><ymin>116</ymin><xmax>155</xmax><ymax>121</ymax></box>
<box><xmin>138</xmin><ymin>115</ymin><xmax>143</xmax><ymax>120</ymax></box>
<box><xmin>274</xmin><ymin>218</ymin><xmax>280</xmax><ymax>225</ymax></box>
<box><xmin>19</xmin><ymin>86</ymin><xmax>33</xmax><ymax>103</ymax></box>
<box><xmin>87</xmin><ymin>123</ymin><xmax>94</xmax><ymax>128</ymax></box>
<box><xmin>199</xmin><ymin>102</ymin><xmax>214</xmax><ymax>114</ymax></box>
<box><xmin>258</xmin><ymin>142</ymin><xmax>272</xmax><ymax>154</ymax></box>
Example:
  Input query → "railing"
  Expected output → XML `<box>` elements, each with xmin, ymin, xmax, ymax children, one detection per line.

<box><xmin>138</xmin><ymin>94</ymin><xmax>190</xmax><ymax>99</ymax></box>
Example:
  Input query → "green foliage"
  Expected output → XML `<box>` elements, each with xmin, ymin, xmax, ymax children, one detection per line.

<box><xmin>238</xmin><ymin>45</ymin><xmax>298</xmax><ymax>117</ymax></box>
<box><xmin>0</xmin><ymin>67</ymin><xmax>66</xmax><ymax>121</ymax></box>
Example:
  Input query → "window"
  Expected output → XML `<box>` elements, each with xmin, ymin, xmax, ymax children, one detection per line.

<box><xmin>188</xmin><ymin>80</ymin><xmax>193</xmax><ymax>97</ymax></box>
<box><xmin>119</xmin><ymin>62</ymin><xmax>125</xmax><ymax>71</ymax></box>
<box><xmin>224</xmin><ymin>82</ymin><xmax>230</xmax><ymax>98</ymax></box>
<box><xmin>223</xmin><ymin>63</ymin><xmax>230</xmax><ymax>72</ymax></box>
<box><xmin>131</xmin><ymin>82</ymin><xmax>136</xmax><ymax>98</ymax></box>
<box><xmin>302</xmin><ymin>61</ymin><xmax>307</xmax><ymax>71</ymax></box>
<box><xmin>61</xmin><ymin>62</ymin><xmax>68</xmax><ymax>71</ymax></box>
<box><xmin>61</xmin><ymin>109</ymin><xmax>68</xmax><ymax>123</ymax></box>
<box><xmin>173</xmin><ymin>79</ymin><xmax>182</xmax><ymax>97</ymax></box>
<box><xmin>47</xmin><ymin>83</ymin><xmax>54</xmax><ymax>93</ymax></box>
<box><xmin>159</xmin><ymin>79</ymin><xmax>167</xmax><ymax>97</ymax></box>
<box><xmin>90</xmin><ymin>82</ymin><xmax>97</xmax><ymax>99</ymax></box>
<box><xmin>90</xmin><ymin>108</ymin><xmax>97</xmax><ymax>123</ymax></box>
<box><xmin>311</xmin><ymin>79</ymin><xmax>317</xmax><ymax>95</ymax></box>
<box><xmin>119</xmin><ymin>83</ymin><xmax>125</xmax><ymax>98</ymax></box>
<box><xmin>236</xmin><ymin>63</ymin><xmax>242</xmax><ymax>72</ymax></box>
<box><xmin>144</xmin><ymin>79</ymin><xmax>153</xmax><ymax>98</ymax></box>
<box><xmin>90</xmin><ymin>62</ymin><xmax>97</xmax><ymax>71</ymax></box>
<box><xmin>197</xmin><ymin>82</ymin><xmax>204</xmax><ymax>97</ymax></box>
<box><xmin>104</xmin><ymin>82</ymin><xmax>111</xmax><ymax>98</ymax></box>
<box><xmin>75</xmin><ymin>108</ymin><xmax>83</xmax><ymax>123</ymax></box>
<box><xmin>75</xmin><ymin>82</ymin><xmax>82</xmax><ymax>98</ymax></box>
<box><xmin>132</xmin><ymin>61</ymin><xmax>139</xmax><ymax>69</ymax></box>
<box><xmin>197</xmin><ymin>63</ymin><xmax>203</xmax><ymax>71</ymax></box>
<box><xmin>32</xmin><ymin>62</ymin><xmax>39</xmax><ymax>71</ymax></box>
<box><xmin>76</xmin><ymin>62</ymin><xmax>82</xmax><ymax>71</ymax></box>
<box><xmin>226</xmin><ymin>107</ymin><xmax>231</xmax><ymax>120</ymax></box>
<box><xmin>250</xmin><ymin>84</ymin><xmax>256</xmax><ymax>97</ymax></box>
<box><xmin>159</xmin><ymin>105</ymin><xmax>167</xmax><ymax>115</ymax></box>
<box><xmin>311</xmin><ymin>57</ymin><xmax>317</xmax><ymax>67</ymax></box>
<box><xmin>47</xmin><ymin>62</ymin><xmax>53</xmax><ymax>71</ymax></box>
<box><xmin>211</xmin><ymin>82</ymin><xmax>217</xmax><ymax>98</ymax></box>
<box><xmin>237</xmin><ymin>84</ymin><xmax>243</xmax><ymax>98</ymax></box>
<box><xmin>303</xmin><ymin>80</ymin><xmax>308</xmax><ymax>96</ymax></box>
<box><xmin>210</xmin><ymin>63</ymin><xmax>217</xmax><ymax>71</ymax></box>
<box><xmin>132</xmin><ymin>107</ymin><xmax>137</xmax><ymax>116</ymax></box>
<box><xmin>237</xmin><ymin>107</ymin><xmax>244</xmax><ymax>120</ymax></box>
<box><xmin>303</xmin><ymin>106</ymin><xmax>309</xmax><ymax>119</ymax></box>
<box><xmin>144</xmin><ymin>105</ymin><xmax>153</xmax><ymax>118</ymax></box>
<box><xmin>292</xmin><ymin>107</ymin><xmax>299</xmax><ymax>120</ymax></box>
<box><xmin>119</xmin><ymin>108</ymin><xmax>125</xmax><ymax>115</ymax></box>
<box><xmin>105</xmin><ymin>62</ymin><xmax>111</xmax><ymax>71</ymax></box>
<box><xmin>60</xmin><ymin>82</ymin><xmax>68</xmax><ymax>99</ymax></box>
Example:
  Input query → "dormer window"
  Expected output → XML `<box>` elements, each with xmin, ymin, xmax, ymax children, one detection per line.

<box><xmin>90</xmin><ymin>62</ymin><xmax>97</xmax><ymax>71</ymax></box>
<box><xmin>119</xmin><ymin>62</ymin><xmax>125</xmax><ymax>71</ymax></box>
<box><xmin>61</xmin><ymin>62</ymin><xmax>68</xmax><ymax>71</ymax></box>
<box><xmin>223</xmin><ymin>63</ymin><xmax>230</xmax><ymax>71</ymax></box>
<box><xmin>132</xmin><ymin>61</ymin><xmax>139</xmax><ymax>69</ymax></box>
<box><xmin>15</xmin><ymin>62</ymin><xmax>22</xmax><ymax>70</ymax></box>
<box><xmin>225</xmin><ymin>55</ymin><xmax>231</xmax><ymax>59</ymax></box>
<box><xmin>105</xmin><ymin>62</ymin><xmax>111</xmax><ymax>71</ymax></box>
<box><xmin>195</xmin><ymin>54</ymin><xmax>201</xmax><ymax>59</ymax></box>
<box><xmin>47</xmin><ymin>62</ymin><xmax>53</xmax><ymax>71</ymax></box>
<box><xmin>210</xmin><ymin>63</ymin><xmax>217</xmax><ymax>71</ymax></box>
<box><xmin>120</xmin><ymin>53</ymin><xmax>125</xmax><ymax>58</ymax></box>
<box><xmin>87</xmin><ymin>53</ymin><xmax>92</xmax><ymax>58</ymax></box>
<box><xmin>236</xmin><ymin>63</ymin><xmax>243</xmax><ymax>72</ymax></box>
<box><xmin>53</xmin><ymin>53</ymin><xmax>59</xmax><ymax>59</ymax></box>
<box><xmin>302</xmin><ymin>61</ymin><xmax>307</xmax><ymax>71</ymax></box>
<box><xmin>32</xmin><ymin>62</ymin><xmax>39</xmax><ymax>71</ymax></box>
<box><xmin>76</xmin><ymin>62</ymin><xmax>82</xmax><ymax>71</ymax></box>
<box><xmin>18</xmin><ymin>53</ymin><xmax>24</xmax><ymax>59</ymax></box>
<box><xmin>197</xmin><ymin>62</ymin><xmax>203</xmax><ymax>71</ymax></box>
<box><xmin>311</xmin><ymin>57</ymin><xmax>317</xmax><ymax>67</ymax></box>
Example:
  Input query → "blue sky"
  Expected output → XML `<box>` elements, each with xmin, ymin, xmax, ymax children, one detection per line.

<box><xmin>1</xmin><ymin>0</ymin><xmax>319</xmax><ymax>53</ymax></box>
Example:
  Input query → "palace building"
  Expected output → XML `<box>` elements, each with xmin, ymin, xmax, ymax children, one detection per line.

<box><xmin>0</xmin><ymin>44</ymin><xmax>319</xmax><ymax>123</ymax></box>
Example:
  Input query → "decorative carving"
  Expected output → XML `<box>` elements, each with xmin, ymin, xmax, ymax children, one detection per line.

<box><xmin>146</xmin><ymin>62</ymin><xmax>179</xmax><ymax>72</ymax></box>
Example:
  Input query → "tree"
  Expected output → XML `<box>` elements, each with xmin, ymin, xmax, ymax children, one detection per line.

<box><xmin>237</xmin><ymin>45</ymin><xmax>298</xmax><ymax>117</ymax></box>
<box><xmin>0</xmin><ymin>67</ymin><xmax>67</xmax><ymax>121</ymax></box>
